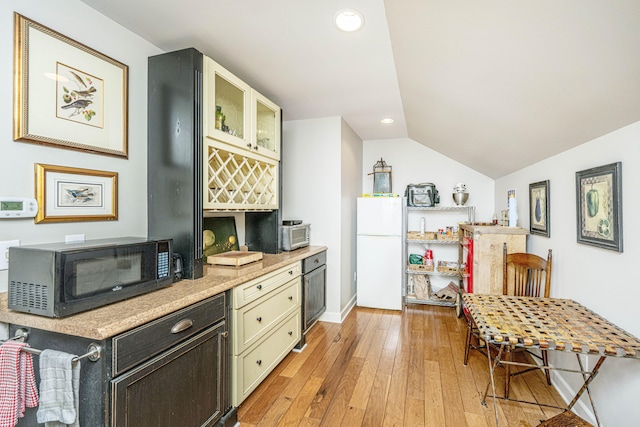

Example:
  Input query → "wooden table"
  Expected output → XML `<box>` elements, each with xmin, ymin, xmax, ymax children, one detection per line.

<box><xmin>463</xmin><ymin>294</ymin><xmax>640</xmax><ymax>427</ymax></box>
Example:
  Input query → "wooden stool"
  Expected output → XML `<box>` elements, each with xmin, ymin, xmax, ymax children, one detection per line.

<box><xmin>538</xmin><ymin>411</ymin><xmax>594</xmax><ymax>427</ymax></box>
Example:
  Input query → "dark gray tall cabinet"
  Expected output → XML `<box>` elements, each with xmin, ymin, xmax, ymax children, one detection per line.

<box><xmin>148</xmin><ymin>48</ymin><xmax>282</xmax><ymax>280</ymax></box>
<box><xmin>148</xmin><ymin>48</ymin><xmax>204</xmax><ymax>279</ymax></box>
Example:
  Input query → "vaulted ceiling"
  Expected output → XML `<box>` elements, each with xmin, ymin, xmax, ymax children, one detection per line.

<box><xmin>80</xmin><ymin>0</ymin><xmax>640</xmax><ymax>178</ymax></box>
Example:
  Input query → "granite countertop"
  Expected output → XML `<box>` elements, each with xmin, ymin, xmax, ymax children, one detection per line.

<box><xmin>0</xmin><ymin>246</ymin><xmax>327</xmax><ymax>340</ymax></box>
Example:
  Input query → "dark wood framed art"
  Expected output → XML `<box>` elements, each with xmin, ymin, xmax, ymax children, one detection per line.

<box><xmin>529</xmin><ymin>180</ymin><xmax>550</xmax><ymax>237</ymax></box>
<box><xmin>575</xmin><ymin>162</ymin><xmax>622</xmax><ymax>252</ymax></box>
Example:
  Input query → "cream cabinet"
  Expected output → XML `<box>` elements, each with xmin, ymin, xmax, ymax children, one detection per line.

<box><xmin>231</xmin><ymin>262</ymin><xmax>301</xmax><ymax>406</ymax></box>
<box><xmin>204</xmin><ymin>57</ymin><xmax>281</xmax><ymax>161</ymax></box>
<box><xmin>203</xmin><ymin>139</ymin><xmax>279</xmax><ymax>210</ymax></box>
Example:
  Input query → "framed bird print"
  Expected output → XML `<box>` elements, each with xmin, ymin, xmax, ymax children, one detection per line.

<box><xmin>14</xmin><ymin>13</ymin><xmax>129</xmax><ymax>158</ymax></box>
<box><xmin>35</xmin><ymin>163</ymin><xmax>118</xmax><ymax>223</ymax></box>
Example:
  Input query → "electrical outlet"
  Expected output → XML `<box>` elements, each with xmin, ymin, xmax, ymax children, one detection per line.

<box><xmin>65</xmin><ymin>234</ymin><xmax>85</xmax><ymax>244</ymax></box>
<box><xmin>0</xmin><ymin>240</ymin><xmax>20</xmax><ymax>270</ymax></box>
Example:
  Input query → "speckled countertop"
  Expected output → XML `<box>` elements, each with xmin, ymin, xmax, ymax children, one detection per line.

<box><xmin>0</xmin><ymin>246</ymin><xmax>327</xmax><ymax>340</ymax></box>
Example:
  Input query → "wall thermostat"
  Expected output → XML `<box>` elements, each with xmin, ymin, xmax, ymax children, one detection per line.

<box><xmin>0</xmin><ymin>197</ymin><xmax>39</xmax><ymax>218</ymax></box>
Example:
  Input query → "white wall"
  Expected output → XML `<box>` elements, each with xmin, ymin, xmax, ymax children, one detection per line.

<box><xmin>282</xmin><ymin>117</ymin><xmax>357</xmax><ymax>321</ymax></box>
<box><xmin>340</xmin><ymin>119</ymin><xmax>363</xmax><ymax>311</ymax></box>
<box><xmin>0</xmin><ymin>1</ymin><xmax>161</xmax><ymax>337</ymax></box>
<box><xmin>362</xmin><ymin>138</ymin><xmax>495</xmax><ymax>220</ymax></box>
<box><xmin>495</xmin><ymin>121</ymin><xmax>640</xmax><ymax>426</ymax></box>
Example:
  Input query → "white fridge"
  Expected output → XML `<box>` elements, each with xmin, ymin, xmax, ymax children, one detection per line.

<box><xmin>356</xmin><ymin>197</ymin><xmax>403</xmax><ymax>310</ymax></box>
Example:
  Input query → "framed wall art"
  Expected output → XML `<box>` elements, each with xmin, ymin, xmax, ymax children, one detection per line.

<box><xmin>575</xmin><ymin>162</ymin><xmax>622</xmax><ymax>252</ymax></box>
<box><xmin>14</xmin><ymin>13</ymin><xmax>128</xmax><ymax>158</ymax></box>
<box><xmin>529</xmin><ymin>180</ymin><xmax>550</xmax><ymax>237</ymax></box>
<box><xmin>35</xmin><ymin>163</ymin><xmax>118</xmax><ymax>223</ymax></box>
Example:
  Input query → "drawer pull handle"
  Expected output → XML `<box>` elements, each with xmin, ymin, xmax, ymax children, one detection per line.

<box><xmin>221</xmin><ymin>331</ymin><xmax>229</xmax><ymax>339</ymax></box>
<box><xmin>257</xmin><ymin>284</ymin><xmax>262</xmax><ymax>290</ymax></box>
<box><xmin>288</xmin><ymin>331</ymin><xmax>293</xmax><ymax>336</ymax></box>
<box><xmin>314</xmin><ymin>259</ymin><xmax>319</xmax><ymax>264</ymax></box>
<box><xmin>256</xmin><ymin>360</ymin><xmax>262</xmax><ymax>366</ymax></box>
<box><xmin>288</xmin><ymin>296</ymin><xmax>293</xmax><ymax>301</ymax></box>
<box><xmin>256</xmin><ymin>316</ymin><xmax>262</xmax><ymax>322</ymax></box>
<box><xmin>170</xmin><ymin>319</ymin><xmax>194</xmax><ymax>334</ymax></box>
<box><xmin>289</xmin><ymin>270</ymin><xmax>293</xmax><ymax>275</ymax></box>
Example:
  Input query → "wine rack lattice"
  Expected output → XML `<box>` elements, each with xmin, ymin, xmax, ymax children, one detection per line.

<box><xmin>204</xmin><ymin>143</ymin><xmax>278</xmax><ymax>210</ymax></box>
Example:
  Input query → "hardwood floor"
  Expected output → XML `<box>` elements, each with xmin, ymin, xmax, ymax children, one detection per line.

<box><xmin>237</xmin><ymin>304</ymin><xmax>565</xmax><ymax>426</ymax></box>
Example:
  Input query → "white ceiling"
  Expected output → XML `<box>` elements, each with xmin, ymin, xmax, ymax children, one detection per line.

<box><xmin>80</xmin><ymin>0</ymin><xmax>640</xmax><ymax>178</ymax></box>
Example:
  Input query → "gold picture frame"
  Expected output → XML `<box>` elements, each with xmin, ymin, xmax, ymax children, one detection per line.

<box><xmin>35</xmin><ymin>163</ymin><xmax>118</xmax><ymax>223</ymax></box>
<box><xmin>14</xmin><ymin>13</ymin><xmax>129</xmax><ymax>158</ymax></box>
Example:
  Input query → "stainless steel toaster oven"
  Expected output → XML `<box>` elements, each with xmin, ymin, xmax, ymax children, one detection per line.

<box><xmin>280</xmin><ymin>223</ymin><xmax>310</xmax><ymax>251</ymax></box>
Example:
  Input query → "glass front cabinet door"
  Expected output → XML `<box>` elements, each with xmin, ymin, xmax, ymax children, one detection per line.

<box><xmin>204</xmin><ymin>57</ymin><xmax>281</xmax><ymax>161</ymax></box>
<box><xmin>204</xmin><ymin>57</ymin><xmax>250</xmax><ymax>150</ymax></box>
<box><xmin>251</xmin><ymin>89</ymin><xmax>280</xmax><ymax>161</ymax></box>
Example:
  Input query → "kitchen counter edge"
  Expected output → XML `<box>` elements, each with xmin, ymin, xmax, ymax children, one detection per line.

<box><xmin>0</xmin><ymin>246</ymin><xmax>327</xmax><ymax>340</ymax></box>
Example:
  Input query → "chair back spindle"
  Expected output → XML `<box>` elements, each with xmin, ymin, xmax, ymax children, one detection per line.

<box><xmin>502</xmin><ymin>244</ymin><xmax>552</xmax><ymax>298</ymax></box>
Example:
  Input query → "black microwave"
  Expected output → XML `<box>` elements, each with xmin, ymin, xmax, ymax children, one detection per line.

<box><xmin>8</xmin><ymin>237</ymin><xmax>173</xmax><ymax>318</ymax></box>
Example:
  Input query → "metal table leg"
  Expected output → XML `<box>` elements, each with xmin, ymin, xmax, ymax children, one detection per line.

<box><xmin>479</xmin><ymin>347</ymin><xmax>605</xmax><ymax>427</ymax></box>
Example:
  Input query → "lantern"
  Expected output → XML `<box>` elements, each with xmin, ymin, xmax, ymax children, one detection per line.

<box><xmin>370</xmin><ymin>158</ymin><xmax>392</xmax><ymax>193</ymax></box>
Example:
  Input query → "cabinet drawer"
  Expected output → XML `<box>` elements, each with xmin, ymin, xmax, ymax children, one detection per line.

<box><xmin>303</xmin><ymin>251</ymin><xmax>326</xmax><ymax>273</ymax></box>
<box><xmin>233</xmin><ymin>277</ymin><xmax>300</xmax><ymax>354</ymax></box>
<box><xmin>112</xmin><ymin>293</ymin><xmax>226</xmax><ymax>376</ymax></box>
<box><xmin>233</xmin><ymin>262</ymin><xmax>301</xmax><ymax>308</ymax></box>
<box><xmin>232</xmin><ymin>311</ymin><xmax>301</xmax><ymax>405</ymax></box>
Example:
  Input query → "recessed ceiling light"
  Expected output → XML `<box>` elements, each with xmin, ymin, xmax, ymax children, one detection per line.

<box><xmin>381</xmin><ymin>117</ymin><xmax>394</xmax><ymax>124</ymax></box>
<box><xmin>334</xmin><ymin>9</ymin><xmax>364</xmax><ymax>32</ymax></box>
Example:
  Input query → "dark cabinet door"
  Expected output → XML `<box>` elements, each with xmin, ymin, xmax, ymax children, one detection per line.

<box><xmin>304</xmin><ymin>264</ymin><xmax>327</xmax><ymax>331</ymax></box>
<box><xmin>112</xmin><ymin>321</ymin><xmax>227</xmax><ymax>427</ymax></box>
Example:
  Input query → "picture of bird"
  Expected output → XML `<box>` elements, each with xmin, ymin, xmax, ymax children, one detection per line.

<box><xmin>61</xmin><ymin>99</ymin><xmax>93</xmax><ymax>117</ymax></box>
<box><xmin>65</xmin><ymin>187</ymin><xmax>95</xmax><ymax>203</ymax></box>
<box><xmin>69</xmin><ymin>70</ymin><xmax>88</xmax><ymax>89</ymax></box>
<box><xmin>71</xmin><ymin>86</ymin><xmax>96</xmax><ymax>99</ymax></box>
<box><xmin>57</xmin><ymin>64</ymin><xmax>101</xmax><ymax>124</ymax></box>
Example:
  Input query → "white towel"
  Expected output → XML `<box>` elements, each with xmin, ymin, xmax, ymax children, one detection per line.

<box><xmin>36</xmin><ymin>350</ymin><xmax>80</xmax><ymax>427</ymax></box>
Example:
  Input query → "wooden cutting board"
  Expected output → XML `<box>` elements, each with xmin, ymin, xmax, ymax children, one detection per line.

<box><xmin>207</xmin><ymin>251</ymin><xmax>263</xmax><ymax>267</ymax></box>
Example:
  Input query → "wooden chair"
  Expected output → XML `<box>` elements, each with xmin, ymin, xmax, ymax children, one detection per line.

<box><xmin>463</xmin><ymin>243</ymin><xmax>553</xmax><ymax>397</ymax></box>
